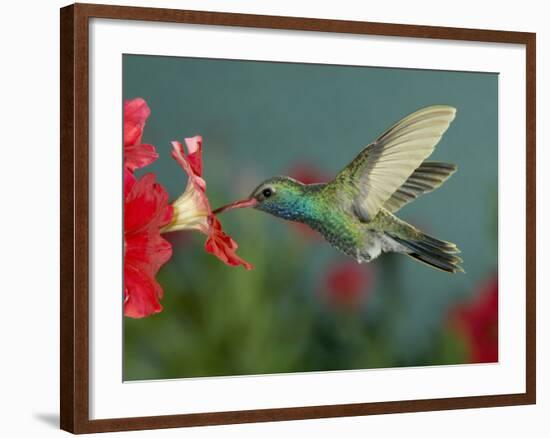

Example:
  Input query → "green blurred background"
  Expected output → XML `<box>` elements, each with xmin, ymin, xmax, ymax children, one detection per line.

<box><xmin>123</xmin><ymin>55</ymin><xmax>498</xmax><ymax>380</ymax></box>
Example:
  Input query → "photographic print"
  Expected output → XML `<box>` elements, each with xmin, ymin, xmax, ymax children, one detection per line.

<box><xmin>60</xmin><ymin>4</ymin><xmax>535</xmax><ymax>432</ymax></box>
<box><xmin>122</xmin><ymin>55</ymin><xmax>498</xmax><ymax>381</ymax></box>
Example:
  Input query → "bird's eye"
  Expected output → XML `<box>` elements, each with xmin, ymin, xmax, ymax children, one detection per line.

<box><xmin>262</xmin><ymin>188</ymin><xmax>273</xmax><ymax>198</ymax></box>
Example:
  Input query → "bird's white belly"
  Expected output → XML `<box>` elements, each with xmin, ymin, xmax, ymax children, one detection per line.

<box><xmin>356</xmin><ymin>233</ymin><xmax>408</xmax><ymax>263</ymax></box>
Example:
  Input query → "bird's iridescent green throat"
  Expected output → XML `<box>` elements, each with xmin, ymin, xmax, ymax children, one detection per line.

<box><xmin>246</xmin><ymin>176</ymin><xmax>326</xmax><ymax>223</ymax></box>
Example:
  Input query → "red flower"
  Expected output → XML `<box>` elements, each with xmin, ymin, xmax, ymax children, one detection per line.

<box><xmin>288</xmin><ymin>163</ymin><xmax>329</xmax><ymax>185</ymax></box>
<box><xmin>452</xmin><ymin>275</ymin><xmax>498</xmax><ymax>363</ymax></box>
<box><xmin>323</xmin><ymin>261</ymin><xmax>373</xmax><ymax>310</ymax></box>
<box><xmin>122</xmin><ymin>98</ymin><xmax>252</xmax><ymax>318</ymax></box>
<box><xmin>124</xmin><ymin>98</ymin><xmax>158</xmax><ymax>172</ymax></box>
<box><xmin>162</xmin><ymin>136</ymin><xmax>252</xmax><ymax>270</ymax></box>
<box><xmin>124</xmin><ymin>169</ymin><xmax>173</xmax><ymax>318</ymax></box>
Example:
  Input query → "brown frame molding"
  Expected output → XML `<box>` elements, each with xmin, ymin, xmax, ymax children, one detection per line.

<box><xmin>60</xmin><ymin>3</ymin><xmax>536</xmax><ymax>434</ymax></box>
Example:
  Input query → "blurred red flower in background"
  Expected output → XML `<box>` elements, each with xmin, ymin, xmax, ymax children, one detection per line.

<box><xmin>287</xmin><ymin>163</ymin><xmax>329</xmax><ymax>185</ymax></box>
<box><xmin>124</xmin><ymin>98</ymin><xmax>158</xmax><ymax>172</ymax></box>
<box><xmin>124</xmin><ymin>170</ymin><xmax>173</xmax><ymax>318</ymax></box>
<box><xmin>162</xmin><ymin>136</ymin><xmax>253</xmax><ymax>270</ymax></box>
<box><xmin>323</xmin><ymin>261</ymin><xmax>374</xmax><ymax>310</ymax></box>
<box><xmin>287</xmin><ymin>163</ymin><xmax>330</xmax><ymax>241</ymax></box>
<box><xmin>452</xmin><ymin>275</ymin><xmax>498</xmax><ymax>363</ymax></box>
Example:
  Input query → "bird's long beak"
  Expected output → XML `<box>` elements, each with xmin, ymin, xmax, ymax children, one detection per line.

<box><xmin>213</xmin><ymin>198</ymin><xmax>258</xmax><ymax>215</ymax></box>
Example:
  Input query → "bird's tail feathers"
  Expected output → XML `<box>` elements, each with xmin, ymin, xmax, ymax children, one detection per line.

<box><xmin>387</xmin><ymin>231</ymin><xmax>463</xmax><ymax>273</ymax></box>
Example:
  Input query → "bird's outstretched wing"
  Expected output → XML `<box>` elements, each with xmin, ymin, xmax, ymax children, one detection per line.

<box><xmin>334</xmin><ymin>105</ymin><xmax>457</xmax><ymax>221</ymax></box>
<box><xmin>383</xmin><ymin>161</ymin><xmax>457</xmax><ymax>213</ymax></box>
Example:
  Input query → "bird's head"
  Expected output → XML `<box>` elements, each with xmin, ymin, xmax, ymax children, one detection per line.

<box><xmin>213</xmin><ymin>176</ymin><xmax>307</xmax><ymax>220</ymax></box>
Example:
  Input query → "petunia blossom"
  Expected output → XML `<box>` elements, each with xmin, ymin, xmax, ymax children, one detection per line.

<box><xmin>124</xmin><ymin>98</ymin><xmax>158</xmax><ymax>172</ymax></box>
<box><xmin>162</xmin><ymin>136</ymin><xmax>253</xmax><ymax>270</ymax></box>
<box><xmin>124</xmin><ymin>169</ymin><xmax>173</xmax><ymax>318</ymax></box>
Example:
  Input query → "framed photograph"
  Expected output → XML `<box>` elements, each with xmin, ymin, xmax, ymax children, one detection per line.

<box><xmin>60</xmin><ymin>3</ymin><xmax>536</xmax><ymax>434</ymax></box>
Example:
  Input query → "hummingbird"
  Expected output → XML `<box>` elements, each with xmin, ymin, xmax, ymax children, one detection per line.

<box><xmin>214</xmin><ymin>105</ymin><xmax>463</xmax><ymax>273</ymax></box>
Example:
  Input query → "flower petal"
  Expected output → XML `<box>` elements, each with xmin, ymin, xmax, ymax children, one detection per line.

<box><xmin>125</xmin><ymin>232</ymin><xmax>173</xmax><ymax>276</ymax></box>
<box><xmin>125</xmin><ymin>173</ymin><xmax>172</xmax><ymax>234</ymax></box>
<box><xmin>184</xmin><ymin>135</ymin><xmax>203</xmax><ymax>177</ymax></box>
<box><xmin>125</xmin><ymin>143</ymin><xmax>159</xmax><ymax>172</ymax></box>
<box><xmin>124</xmin><ymin>98</ymin><xmax>150</xmax><ymax>146</ymax></box>
<box><xmin>171</xmin><ymin>140</ymin><xmax>207</xmax><ymax>192</ymax></box>
<box><xmin>204</xmin><ymin>215</ymin><xmax>253</xmax><ymax>270</ymax></box>
<box><xmin>124</xmin><ymin>98</ymin><xmax>158</xmax><ymax>171</ymax></box>
<box><xmin>124</xmin><ymin>262</ymin><xmax>163</xmax><ymax>318</ymax></box>
<box><xmin>124</xmin><ymin>167</ymin><xmax>136</xmax><ymax>198</ymax></box>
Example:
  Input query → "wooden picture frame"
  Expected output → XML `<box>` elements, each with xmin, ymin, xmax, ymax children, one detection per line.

<box><xmin>60</xmin><ymin>2</ymin><xmax>536</xmax><ymax>433</ymax></box>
